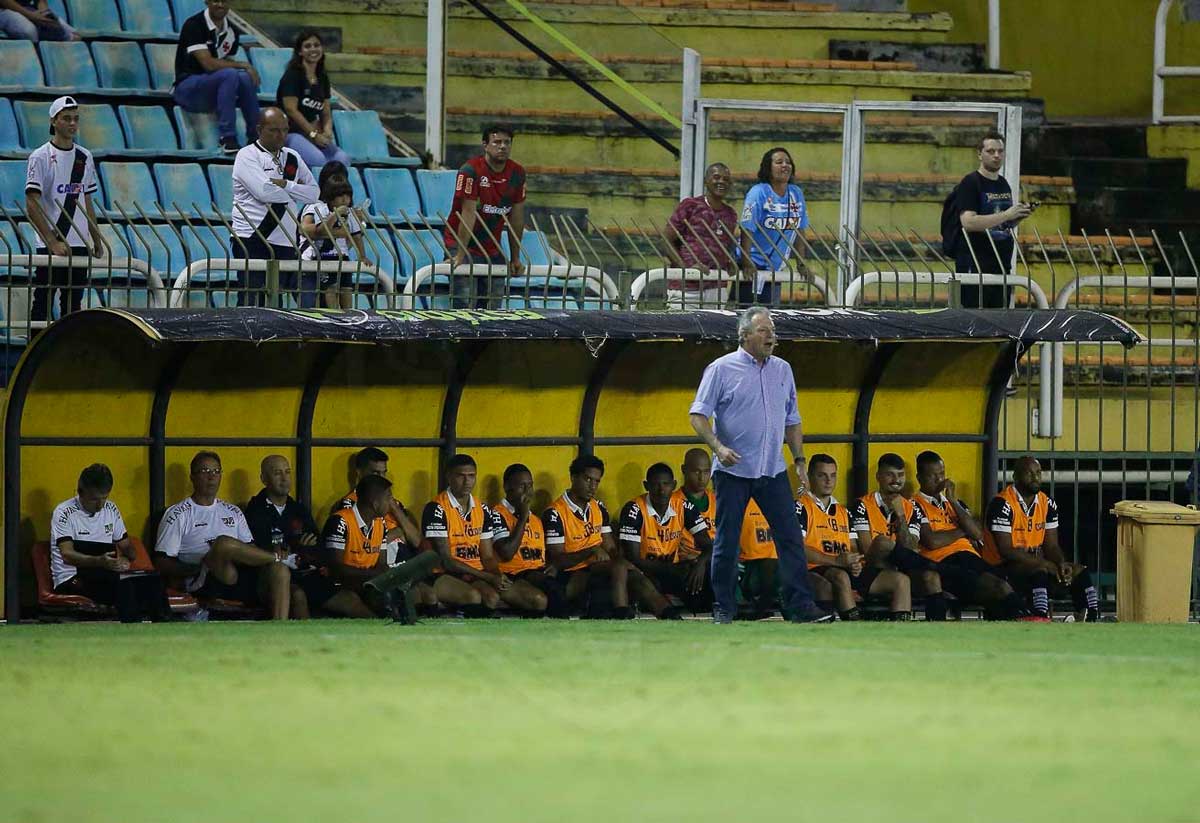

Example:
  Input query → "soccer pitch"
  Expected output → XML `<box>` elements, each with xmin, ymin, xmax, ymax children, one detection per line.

<box><xmin>2</xmin><ymin>621</ymin><xmax>1198</xmax><ymax>823</ymax></box>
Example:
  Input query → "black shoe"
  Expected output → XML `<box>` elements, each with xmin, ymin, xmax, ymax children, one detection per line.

<box><xmin>611</xmin><ymin>606</ymin><xmax>636</xmax><ymax>620</ymax></box>
<box><xmin>712</xmin><ymin>610</ymin><xmax>734</xmax><ymax>624</ymax></box>
<box><xmin>219</xmin><ymin>136</ymin><xmax>240</xmax><ymax>154</ymax></box>
<box><xmin>787</xmin><ymin>605</ymin><xmax>834</xmax><ymax>624</ymax></box>
<box><xmin>658</xmin><ymin>606</ymin><xmax>683</xmax><ymax>621</ymax></box>
<box><xmin>387</xmin><ymin>585</ymin><xmax>418</xmax><ymax>625</ymax></box>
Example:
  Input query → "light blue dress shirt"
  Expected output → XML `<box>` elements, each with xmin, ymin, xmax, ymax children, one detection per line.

<box><xmin>689</xmin><ymin>347</ymin><xmax>801</xmax><ymax>479</ymax></box>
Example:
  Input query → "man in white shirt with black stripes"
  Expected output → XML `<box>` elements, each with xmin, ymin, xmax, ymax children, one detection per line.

<box><xmin>24</xmin><ymin>96</ymin><xmax>101</xmax><ymax>323</ymax></box>
<box><xmin>154</xmin><ymin>450</ymin><xmax>293</xmax><ymax>619</ymax></box>
<box><xmin>231</xmin><ymin>107</ymin><xmax>320</xmax><ymax>307</ymax></box>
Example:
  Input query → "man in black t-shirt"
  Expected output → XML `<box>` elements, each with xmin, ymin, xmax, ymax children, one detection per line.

<box><xmin>953</xmin><ymin>130</ymin><xmax>1033</xmax><ymax>308</ymax></box>
<box><xmin>173</xmin><ymin>0</ymin><xmax>261</xmax><ymax>154</ymax></box>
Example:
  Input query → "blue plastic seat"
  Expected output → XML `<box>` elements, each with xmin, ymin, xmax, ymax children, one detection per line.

<box><xmin>248</xmin><ymin>48</ymin><xmax>292</xmax><ymax>101</ymax></box>
<box><xmin>205</xmin><ymin>163</ymin><xmax>233</xmax><ymax>216</ymax></box>
<box><xmin>39</xmin><ymin>41</ymin><xmax>100</xmax><ymax>90</ymax></box>
<box><xmin>0</xmin><ymin>100</ymin><xmax>20</xmax><ymax>152</ymax></box>
<box><xmin>502</xmin><ymin>230</ymin><xmax>555</xmax><ymax>267</ymax></box>
<box><xmin>346</xmin><ymin>167</ymin><xmax>367</xmax><ymax>206</ymax></box>
<box><xmin>170</xmin><ymin>0</ymin><xmax>203</xmax><ymax>28</ymax></box>
<box><xmin>75</xmin><ymin>104</ymin><xmax>127</xmax><ymax>153</ymax></box>
<box><xmin>93</xmin><ymin>42</ymin><xmax>153</xmax><ymax>91</ymax></box>
<box><xmin>392</xmin><ymin>228</ymin><xmax>444</xmax><ymax>283</ymax></box>
<box><xmin>179</xmin><ymin>224</ymin><xmax>238</xmax><ymax>307</ymax></box>
<box><xmin>414</xmin><ymin>169</ymin><xmax>456</xmax><ymax>223</ymax></box>
<box><xmin>118</xmin><ymin>105</ymin><xmax>181</xmax><ymax>153</ymax></box>
<box><xmin>362</xmin><ymin>168</ymin><xmax>423</xmax><ymax>223</ymax></box>
<box><xmin>126</xmin><ymin>222</ymin><xmax>188</xmax><ymax>279</ymax></box>
<box><xmin>0</xmin><ymin>161</ymin><xmax>28</xmax><ymax>210</ymax></box>
<box><xmin>174</xmin><ymin>108</ymin><xmax>246</xmax><ymax>151</ymax></box>
<box><xmin>144</xmin><ymin>43</ymin><xmax>176</xmax><ymax>91</ymax></box>
<box><xmin>118</xmin><ymin>0</ymin><xmax>177</xmax><ymax>36</ymax></box>
<box><xmin>0</xmin><ymin>222</ymin><xmax>32</xmax><ymax>281</ymax></box>
<box><xmin>0</xmin><ymin>41</ymin><xmax>45</xmax><ymax>89</ymax></box>
<box><xmin>65</xmin><ymin>0</ymin><xmax>122</xmax><ymax>32</ymax></box>
<box><xmin>153</xmin><ymin>163</ymin><xmax>216</xmax><ymax>218</ymax></box>
<box><xmin>332</xmin><ymin>110</ymin><xmax>393</xmax><ymax>163</ymax></box>
<box><xmin>46</xmin><ymin>0</ymin><xmax>68</xmax><ymax>20</ymax></box>
<box><xmin>98</xmin><ymin>162</ymin><xmax>157</xmax><ymax>211</ymax></box>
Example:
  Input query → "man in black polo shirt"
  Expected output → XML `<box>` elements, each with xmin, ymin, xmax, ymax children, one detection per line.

<box><xmin>173</xmin><ymin>0</ymin><xmax>260</xmax><ymax>154</ymax></box>
<box><xmin>244</xmin><ymin>454</ymin><xmax>372</xmax><ymax>618</ymax></box>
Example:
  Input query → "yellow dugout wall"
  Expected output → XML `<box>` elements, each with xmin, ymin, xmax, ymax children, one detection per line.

<box><xmin>3</xmin><ymin>307</ymin><xmax>1133</xmax><ymax>619</ymax></box>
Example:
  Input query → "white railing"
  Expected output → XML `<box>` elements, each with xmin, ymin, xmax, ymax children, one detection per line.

<box><xmin>1153</xmin><ymin>0</ymin><xmax>1200</xmax><ymax>123</ymax></box>
<box><xmin>628</xmin><ymin>268</ymin><xmax>830</xmax><ymax>308</ymax></box>
<box><xmin>169</xmin><ymin>259</ymin><xmax>393</xmax><ymax>309</ymax></box>
<box><xmin>402</xmin><ymin>263</ymin><xmax>620</xmax><ymax>311</ymax></box>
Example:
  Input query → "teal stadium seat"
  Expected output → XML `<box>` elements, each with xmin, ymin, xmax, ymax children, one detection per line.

<box><xmin>362</xmin><ymin>168</ymin><xmax>422</xmax><ymax>223</ymax></box>
<box><xmin>414</xmin><ymin>169</ymin><xmax>456</xmax><ymax>223</ymax></box>
<box><xmin>0</xmin><ymin>161</ymin><xmax>27</xmax><ymax>210</ymax></box>
<box><xmin>332</xmin><ymin>111</ymin><xmax>392</xmax><ymax>163</ymax></box>
<box><xmin>0</xmin><ymin>41</ymin><xmax>45</xmax><ymax>90</ymax></box>
<box><xmin>118</xmin><ymin>0</ymin><xmax>178</xmax><ymax>36</ymax></box>
<box><xmin>205</xmin><ymin>164</ymin><xmax>233</xmax><ymax>216</ymax></box>
<box><xmin>0</xmin><ymin>222</ymin><xmax>32</xmax><ymax>283</ymax></box>
<box><xmin>73</xmin><ymin>104</ymin><xmax>127</xmax><ymax>154</ymax></box>
<box><xmin>170</xmin><ymin>0</ymin><xmax>203</xmax><ymax>27</ymax></box>
<box><xmin>92</xmin><ymin>42</ymin><xmax>153</xmax><ymax>91</ymax></box>
<box><xmin>118</xmin><ymin>105</ymin><xmax>183</xmax><ymax>154</ymax></box>
<box><xmin>126</xmin><ymin>222</ymin><xmax>188</xmax><ymax>278</ymax></box>
<box><xmin>0</xmin><ymin>100</ymin><xmax>21</xmax><ymax>153</ymax></box>
<box><xmin>503</xmin><ymin>230</ymin><xmax>555</xmax><ymax>267</ymax></box>
<box><xmin>179</xmin><ymin>224</ymin><xmax>237</xmax><ymax>307</ymax></box>
<box><xmin>98</xmin><ymin>162</ymin><xmax>157</xmax><ymax>211</ymax></box>
<box><xmin>154</xmin><ymin>163</ymin><xmax>217</xmax><ymax>218</ymax></box>
<box><xmin>359</xmin><ymin>228</ymin><xmax>403</xmax><ymax>288</ymax></box>
<box><xmin>144</xmin><ymin>43</ymin><xmax>176</xmax><ymax>91</ymax></box>
<box><xmin>47</xmin><ymin>0</ymin><xmax>68</xmax><ymax>20</ymax></box>
<box><xmin>39</xmin><ymin>41</ymin><xmax>100</xmax><ymax>90</ymax></box>
<box><xmin>65</xmin><ymin>0</ymin><xmax>123</xmax><ymax>33</ymax></box>
<box><xmin>346</xmin><ymin>167</ymin><xmax>367</xmax><ymax>206</ymax></box>
<box><xmin>393</xmin><ymin>229</ymin><xmax>445</xmax><ymax>306</ymax></box>
<box><xmin>174</xmin><ymin>108</ymin><xmax>245</xmax><ymax>152</ymax></box>
<box><xmin>248</xmin><ymin>48</ymin><xmax>291</xmax><ymax>101</ymax></box>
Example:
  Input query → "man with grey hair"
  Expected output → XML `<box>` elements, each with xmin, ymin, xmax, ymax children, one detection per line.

<box><xmin>663</xmin><ymin>162</ymin><xmax>755</xmax><ymax>309</ymax></box>
<box><xmin>689</xmin><ymin>306</ymin><xmax>830</xmax><ymax>623</ymax></box>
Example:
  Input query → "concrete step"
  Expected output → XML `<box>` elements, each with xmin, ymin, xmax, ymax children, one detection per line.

<box><xmin>828</xmin><ymin>39</ymin><xmax>984</xmax><ymax>73</ymax></box>
<box><xmin>1033</xmin><ymin>157</ymin><xmax>1189</xmax><ymax>190</ymax></box>
<box><xmin>1025</xmin><ymin>123</ymin><xmax>1149</xmax><ymax>163</ymax></box>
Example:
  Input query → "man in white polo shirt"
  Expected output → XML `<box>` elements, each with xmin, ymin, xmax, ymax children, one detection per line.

<box><xmin>24</xmin><ymin>95</ymin><xmax>101</xmax><ymax>323</ymax></box>
<box><xmin>154</xmin><ymin>450</ymin><xmax>292</xmax><ymax>619</ymax></box>
<box><xmin>50</xmin><ymin>463</ymin><xmax>171</xmax><ymax>622</ymax></box>
<box><xmin>231</xmin><ymin>106</ymin><xmax>320</xmax><ymax>307</ymax></box>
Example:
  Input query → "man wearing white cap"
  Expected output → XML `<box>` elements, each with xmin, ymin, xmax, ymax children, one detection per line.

<box><xmin>24</xmin><ymin>96</ymin><xmax>101</xmax><ymax>323</ymax></box>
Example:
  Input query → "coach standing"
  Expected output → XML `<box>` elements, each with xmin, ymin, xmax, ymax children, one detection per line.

<box><xmin>689</xmin><ymin>306</ymin><xmax>830</xmax><ymax>623</ymax></box>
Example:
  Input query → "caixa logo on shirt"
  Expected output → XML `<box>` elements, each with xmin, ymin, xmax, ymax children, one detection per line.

<box><xmin>55</xmin><ymin>183</ymin><xmax>85</xmax><ymax>195</ymax></box>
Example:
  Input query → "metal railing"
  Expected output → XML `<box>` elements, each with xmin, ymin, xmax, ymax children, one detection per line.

<box><xmin>1153</xmin><ymin>0</ymin><xmax>1200</xmax><ymax>124</ymax></box>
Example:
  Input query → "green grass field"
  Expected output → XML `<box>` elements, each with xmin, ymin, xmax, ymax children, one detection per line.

<box><xmin>2</xmin><ymin>620</ymin><xmax>1198</xmax><ymax>823</ymax></box>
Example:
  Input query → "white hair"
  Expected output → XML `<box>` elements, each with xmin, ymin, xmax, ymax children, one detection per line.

<box><xmin>738</xmin><ymin>305</ymin><xmax>771</xmax><ymax>340</ymax></box>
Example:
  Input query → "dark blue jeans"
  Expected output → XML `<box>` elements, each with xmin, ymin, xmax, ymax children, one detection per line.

<box><xmin>230</xmin><ymin>236</ymin><xmax>314</xmax><ymax>308</ymax></box>
<box><xmin>174</xmin><ymin>68</ymin><xmax>260</xmax><ymax>142</ymax></box>
<box><xmin>711</xmin><ymin>470</ymin><xmax>815</xmax><ymax>617</ymax></box>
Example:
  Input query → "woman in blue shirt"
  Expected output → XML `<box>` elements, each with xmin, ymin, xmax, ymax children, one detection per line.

<box><xmin>738</xmin><ymin>147</ymin><xmax>809</xmax><ymax>305</ymax></box>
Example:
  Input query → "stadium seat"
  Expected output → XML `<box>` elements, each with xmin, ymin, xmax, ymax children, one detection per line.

<box><xmin>0</xmin><ymin>161</ymin><xmax>28</xmax><ymax>210</ymax></box>
<box><xmin>170</xmin><ymin>0</ymin><xmax>203</xmax><ymax>28</ymax></box>
<box><xmin>332</xmin><ymin>110</ymin><xmax>393</xmax><ymax>163</ymax></box>
<box><xmin>358</xmin><ymin>228</ymin><xmax>403</xmax><ymax>289</ymax></box>
<box><xmin>248</xmin><ymin>48</ymin><xmax>291</xmax><ymax>101</ymax></box>
<box><xmin>75</xmin><ymin>104</ymin><xmax>127</xmax><ymax>154</ymax></box>
<box><xmin>502</xmin><ymin>230</ymin><xmax>557</xmax><ymax>267</ymax></box>
<box><xmin>126</xmin><ymin>221</ymin><xmax>188</xmax><ymax>277</ymax></box>
<box><xmin>31</xmin><ymin>541</ymin><xmax>108</xmax><ymax>614</ymax></box>
<box><xmin>362</xmin><ymin>168</ymin><xmax>423</xmax><ymax>223</ymax></box>
<box><xmin>174</xmin><ymin>108</ymin><xmax>246</xmax><ymax>152</ymax></box>
<box><xmin>39</xmin><ymin>41</ymin><xmax>100</xmax><ymax>90</ymax></box>
<box><xmin>118</xmin><ymin>105</ymin><xmax>185</xmax><ymax>154</ymax></box>
<box><xmin>0</xmin><ymin>41</ymin><xmax>45</xmax><ymax>90</ymax></box>
<box><xmin>346</xmin><ymin>167</ymin><xmax>367</xmax><ymax>205</ymax></box>
<box><xmin>393</xmin><ymin>228</ymin><xmax>444</xmax><ymax>281</ymax></box>
<box><xmin>65</xmin><ymin>0</ymin><xmax>123</xmax><ymax>33</ymax></box>
<box><xmin>144</xmin><ymin>43</ymin><xmax>177</xmax><ymax>91</ymax></box>
<box><xmin>47</xmin><ymin>0</ymin><xmax>68</xmax><ymax>20</ymax></box>
<box><xmin>0</xmin><ymin>222</ymin><xmax>32</xmax><ymax>287</ymax></box>
<box><xmin>118</xmin><ymin>0</ymin><xmax>178</xmax><ymax>36</ymax></box>
<box><xmin>154</xmin><ymin>163</ymin><xmax>217</xmax><ymax>218</ymax></box>
<box><xmin>92</xmin><ymin>41</ymin><xmax>153</xmax><ymax>92</ymax></box>
<box><xmin>0</xmin><ymin>100</ymin><xmax>21</xmax><ymax>153</ymax></box>
<box><xmin>98</xmin><ymin>161</ymin><xmax>157</xmax><ymax>211</ymax></box>
<box><xmin>415</xmin><ymin>169</ymin><xmax>456</xmax><ymax>223</ymax></box>
<box><xmin>206</xmin><ymin>163</ymin><xmax>233</xmax><ymax>216</ymax></box>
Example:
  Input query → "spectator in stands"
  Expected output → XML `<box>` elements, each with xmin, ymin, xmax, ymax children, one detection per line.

<box><xmin>662</xmin><ymin>162</ymin><xmax>753</xmax><ymax>308</ymax></box>
<box><xmin>799</xmin><ymin>453</ymin><xmax>911</xmax><ymax>621</ymax></box>
<box><xmin>913</xmin><ymin>450</ymin><xmax>1026</xmax><ymax>620</ymax></box>
<box><xmin>490</xmin><ymin>463</ymin><xmax>564</xmax><ymax>616</ymax></box>
<box><xmin>444</xmin><ymin>124</ymin><xmax>527</xmax><ymax>309</ymax></box>
<box><xmin>231</xmin><ymin>107</ymin><xmax>320</xmax><ymax>306</ymax></box>
<box><xmin>982</xmin><ymin>456</ymin><xmax>1100</xmax><ymax>622</ymax></box>
<box><xmin>738</xmin><ymin>147</ymin><xmax>810</xmax><ymax>306</ymax></box>
<box><xmin>155</xmin><ymin>450</ymin><xmax>293</xmax><ymax>620</ymax></box>
<box><xmin>276</xmin><ymin>29</ymin><xmax>350</xmax><ymax>169</ymax></box>
<box><xmin>317</xmin><ymin>160</ymin><xmax>349</xmax><ymax>191</ymax></box>
<box><xmin>952</xmin><ymin>130</ymin><xmax>1033</xmax><ymax>308</ymax></box>
<box><xmin>174</xmin><ymin>0</ymin><xmax>260</xmax><ymax>154</ymax></box>
<box><xmin>49</xmin><ymin>464</ymin><xmax>171</xmax><ymax>623</ymax></box>
<box><xmin>851</xmin><ymin>453</ymin><xmax>947</xmax><ymax>620</ymax></box>
<box><xmin>543</xmin><ymin>455</ymin><xmax>633</xmax><ymax>618</ymax></box>
<box><xmin>244</xmin><ymin>454</ymin><xmax>371</xmax><ymax>618</ymax></box>
<box><xmin>0</xmin><ymin>0</ymin><xmax>78</xmax><ymax>42</ymax></box>
<box><xmin>24</xmin><ymin>96</ymin><xmax>101</xmax><ymax>323</ymax></box>
<box><xmin>299</xmin><ymin>178</ymin><xmax>364</xmax><ymax>308</ymax></box>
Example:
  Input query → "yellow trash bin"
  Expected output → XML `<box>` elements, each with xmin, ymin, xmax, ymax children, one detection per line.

<box><xmin>1112</xmin><ymin>501</ymin><xmax>1200</xmax><ymax>623</ymax></box>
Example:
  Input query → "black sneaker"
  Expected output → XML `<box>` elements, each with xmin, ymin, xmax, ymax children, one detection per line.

<box><xmin>712</xmin><ymin>610</ymin><xmax>734</xmax><ymax>624</ymax></box>
<box><xmin>387</xmin><ymin>585</ymin><xmax>418</xmax><ymax>625</ymax></box>
<box><xmin>611</xmin><ymin>606</ymin><xmax>636</xmax><ymax>620</ymax></box>
<box><xmin>219</xmin><ymin>136</ymin><xmax>240</xmax><ymax>154</ymax></box>
<box><xmin>787</xmin><ymin>605</ymin><xmax>834</xmax><ymax>624</ymax></box>
<box><xmin>658</xmin><ymin>606</ymin><xmax>684</xmax><ymax>621</ymax></box>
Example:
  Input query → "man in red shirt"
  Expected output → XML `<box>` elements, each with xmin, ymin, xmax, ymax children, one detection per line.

<box><xmin>663</xmin><ymin>162</ymin><xmax>754</xmax><ymax>309</ymax></box>
<box><xmin>444</xmin><ymin>124</ymin><xmax>527</xmax><ymax>309</ymax></box>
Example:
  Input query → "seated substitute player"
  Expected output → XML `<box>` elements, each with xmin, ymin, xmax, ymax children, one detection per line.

<box><xmin>618</xmin><ymin>463</ymin><xmax>711</xmax><ymax>618</ymax></box>
<box><xmin>852</xmin><ymin>453</ymin><xmax>947</xmax><ymax>621</ymax></box>
<box><xmin>913</xmin><ymin>450</ymin><xmax>1026</xmax><ymax>620</ymax></box>
<box><xmin>245</xmin><ymin>454</ymin><xmax>372</xmax><ymax>618</ymax></box>
<box><xmin>798</xmin><ymin>454</ymin><xmax>911</xmax><ymax>621</ymax></box>
<box><xmin>673</xmin><ymin>448</ymin><xmax>716</xmax><ymax>607</ymax></box>
<box><xmin>982</xmin><ymin>456</ymin><xmax>1100</xmax><ymax>622</ymax></box>
<box><xmin>155</xmin><ymin>451</ymin><xmax>292</xmax><ymax>620</ymax></box>
<box><xmin>543</xmin><ymin>455</ymin><xmax>632</xmax><ymax>618</ymax></box>
<box><xmin>50</xmin><ymin>463</ymin><xmax>171</xmax><ymax>623</ymax></box>
<box><xmin>491</xmin><ymin>463</ymin><xmax>566</xmax><ymax>617</ymax></box>
<box><xmin>424</xmin><ymin>454</ymin><xmax>545</xmax><ymax>615</ymax></box>
<box><xmin>323</xmin><ymin>473</ymin><xmax>438</xmax><ymax>622</ymax></box>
